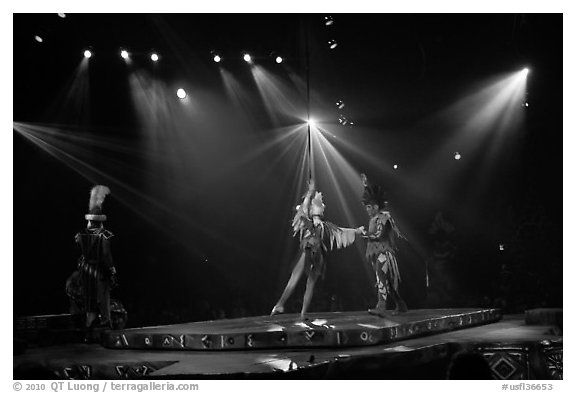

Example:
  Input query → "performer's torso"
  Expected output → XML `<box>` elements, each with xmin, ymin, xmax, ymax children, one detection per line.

<box><xmin>76</xmin><ymin>228</ymin><xmax>113</xmax><ymax>264</ymax></box>
<box><xmin>366</xmin><ymin>212</ymin><xmax>395</xmax><ymax>257</ymax></box>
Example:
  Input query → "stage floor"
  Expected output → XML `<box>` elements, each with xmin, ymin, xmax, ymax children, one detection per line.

<box><xmin>102</xmin><ymin>308</ymin><xmax>502</xmax><ymax>351</ymax></box>
<box><xmin>14</xmin><ymin>314</ymin><xmax>561</xmax><ymax>379</ymax></box>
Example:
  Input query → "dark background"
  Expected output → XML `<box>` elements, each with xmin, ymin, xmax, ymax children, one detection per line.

<box><xmin>13</xmin><ymin>14</ymin><xmax>562</xmax><ymax>326</ymax></box>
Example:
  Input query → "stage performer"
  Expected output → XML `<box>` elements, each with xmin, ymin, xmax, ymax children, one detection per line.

<box><xmin>360</xmin><ymin>173</ymin><xmax>408</xmax><ymax>316</ymax></box>
<box><xmin>75</xmin><ymin>185</ymin><xmax>118</xmax><ymax>328</ymax></box>
<box><xmin>271</xmin><ymin>179</ymin><xmax>364</xmax><ymax>320</ymax></box>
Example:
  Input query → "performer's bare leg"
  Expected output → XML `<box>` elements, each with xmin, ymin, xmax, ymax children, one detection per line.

<box><xmin>86</xmin><ymin>312</ymin><xmax>97</xmax><ymax>328</ymax></box>
<box><xmin>300</xmin><ymin>272</ymin><xmax>318</xmax><ymax>320</ymax></box>
<box><xmin>271</xmin><ymin>253</ymin><xmax>306</xmax><ymax>315</ymax></box>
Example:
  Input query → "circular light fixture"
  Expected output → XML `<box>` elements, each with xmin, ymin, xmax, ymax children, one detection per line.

<box><xmin>454</xmin><ymin>152</ymin><xmax>461</xmax><ymax>160</ymax></box>
<box><xmin>275</xmin><ymin>56</ymin><xmax>283</xmax><ymax>64</ymax></box>
<box><xmin>328</xmin><ymin>40</ymin><xmax>338</xmax><ymax>49</ymax></box>
<box><xmin>243</xmin><ymin>53</ymin><xmax>252</xmax><ymax>62</ymax></box>
<box><xmin>393</xmin><ymin>164</ymin><xmax>398</xmax><ymax>169</ymax></box>
<box><xmin>34</xmin><ymin>35</ymin><xmax>43</xmax><ymax>43</ymax></box>
<box><xmin>83</xmin><ymin>50</ymin><xmax>92</xmax><ymax>58</ymax></box>
<box><xmin>151</xmin><ymin>53</ymin><xmax>159</xmax><ymax>62</ymax></box>
<box><xmin>120</xmin><ymin>49</ymin><xmax>129</xmax><ymax>59</ymax></box>
<box><xmin>213</xmin><ymin>55</ymin><xmax>221</xmax><ymax>63</ymax></box>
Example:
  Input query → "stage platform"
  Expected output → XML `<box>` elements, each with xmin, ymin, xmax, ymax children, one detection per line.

<box><xmin>13</xmin><ymin>308</ymin><xmax>563</xmax><ymax>379</ymax></box>
<box><xmin>102</xmin><ymin>308</ymin><xmax>501</xmax><ymax>351</ymax></box>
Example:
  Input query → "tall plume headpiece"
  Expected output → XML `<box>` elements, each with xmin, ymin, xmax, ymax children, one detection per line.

<box><xmin>84</xmin><ymin>185</ymin><xmax>111</xmax><ymax>221</ymax></box>
<box><xmin>361</xmin><ymin>173</ymin><xmax>387</xmax><ymax>208</ymax></box>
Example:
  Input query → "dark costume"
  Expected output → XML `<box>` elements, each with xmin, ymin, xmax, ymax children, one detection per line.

<box><xmin>271</xmin><ymin>180</ymin><xmax>360</xmax><ymax>319</ymax></box>
<box><xmin>361</xmin><ymin>174</ymin><xmax>407</xmax><ymax>316</ymax></box>
<box><xmin>74</xmin><ymin>185</ymin><xmax>117</xmax><ymax>327</ymax></box>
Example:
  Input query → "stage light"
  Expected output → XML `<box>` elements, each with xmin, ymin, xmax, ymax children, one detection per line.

<box><xmin>243</xmin><ymin>53</ymin><xmax>252</xmax><ymax>62</ymax></box>
<box><xmin>307</xmin><ymin>119</ymin><xmax>316</xmax><ymax>127</ymax></box>
<box><xmin>324</xmin><ymin>16</ymin><xmax>334</xmax><ymax>26</ymax></box>
<box><xmin>120</xmin><ymin>49</ymin><xmax>129</xmax><ymax>59</ymax></box>
<box><xmin>499</xmin><ymin>244</ymin><xmax>505</xmax><ymax>251</ymax></box>
<box><xmin>338</xmin><ymin>114</ymin><xmax>348</xmax><ymax>125</ymax></box>
<box><xmin>524</xmin><ymin>102</ymin><xmax>529</xmax><ymax>107</ymax></box>
<box><xmin>83</xmin><ymin>50</ymin><xmax>92</xmax><ymax>58</ymax></box>
<box><xmin>328</xmin><ymin>40</ymin><xmax>338</xmax><ymax>49</ymax></box>
<box><xmin>34</xmin><ymin>35</ymin><xmax>43</xmax><ymax>43</ymax></box>
<box><xmin>336</xmin><ymin>100</ymin><xmax>345</xmax><ymax>109</ymax></box>
<box><xmin>213</xmin><ymin>54</ymin><xmax>221</xmax><ymax>63</ymax></box>
<box><xmin>58</xmin><ymin>13</ymin><xmax>66</xmax><ymax>18</ymax></box>
<box><xmin>522</xmin><ymin>68</ymin><xmax>529</xmax><ymax>77</ymax></box>
<box><xmin>176</xmin><ymin>88</ymin><xmax>187</xmax><ymax>99</ymax></box>
<box><xmin>151</xmin><ymin>53</ymin><xmax>159</xmax><ymax>62</ymax></box>
<box><xmin>275</xmin><ymin>56</ymin><xmax>283</xmax><ymax>64</ymax></box>
<box><xmin>454</xmin><ymin>152</ymin><xmax>461</xmax><ymax>160</ymax></box>
<box><xmin>393</xmin><ymin>164</ymin><xmax>398</xmax><ymax>169</ymax></box>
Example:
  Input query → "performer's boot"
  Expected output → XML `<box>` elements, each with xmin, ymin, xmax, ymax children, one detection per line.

<box><xmin>368</xmin><ymin>269</ymin><xmax>388</xmax><ymax>317</ymax></box>
<box><xmin>391</xmin><ymin>290</ymin><xmax>408</xmax><ymax>315</ymax></box>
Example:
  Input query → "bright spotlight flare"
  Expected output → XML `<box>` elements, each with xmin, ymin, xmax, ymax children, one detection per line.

<box><xmin>83</xmin><ymin>50</ymin><xmax>92</xmax><ymax>58</ymax></box>
<box><xmin>328</xmin><ymin>40</ymin><xmax>338</xmax><ymax>49</ymax></box>
<box><xmin>454</xmin><ymin>152</ymin><xmax>462</xmax><ymax>160</ymax></box>
<box><xmin>324</xmin><ymin>16</ymin><xmax>334</xmax><ymax>26</ymax></box>
<box><xmin>243</xmin><ymin>53</ymin><xmax>252</xmax><ymax>63</ymax></box>
<box><xmin>120</xmin><ymin>49</ymin><xmax>129</xmax><ymax>59</ymax></box>
<box><xmin>213</xmin><ymin>54</ymin><xmax>221</xmax><ymax>63</ymax></box>
<box><xmin>521</xmin><ymin>67</ymin><xmax>530</xmax><ymax>77</ymax></box>
<box><xmin>177</xmin><ymin>88</ymin><xmax>187</xmax><ymax>99</ymax></box>
<box><xmin>34</xmin><ymin>35</ymin><xmax>43</xmax><ymax>43</ymax></box>
<box><xmin>307</xmin><ymin>119</ymin><xmax>316</xmax><ymax>127</ymax></box>
<box><xmin>275</xmin><ymin>56</ymin><xmax>283</xmax><ymax>64</ymax></box>
<box><xmin>151</xmin><ymin>53</ymin><xmax>159</xmax><ymax>62</ymax></box>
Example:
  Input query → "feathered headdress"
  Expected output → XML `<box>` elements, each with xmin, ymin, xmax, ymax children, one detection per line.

<box><xmin>84</xmin><ymin>185</ymin><xmax>111</xmax><ymax>221</ymax></box>
<box><xmin>310</xmin><ymin>191</ymin><xmax>326</xmax><ymax>217</ymax></box>
<box><xmin>361</xmin><ymin>173</ymin><xmax>387</xmax><ymax>207</ymax></box>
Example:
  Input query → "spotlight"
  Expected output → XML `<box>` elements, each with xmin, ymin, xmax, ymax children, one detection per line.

<box><xmin>338</xmin><ymin>115</ymin><xmax>348</xmax><ymax>125</ymax></box>
<box><xmin>521</xmin><ymin>67</ymin><xmax>529</xmax><ymax>77</ymax></box>
<box><xmin>151</xmin><ymin>53</ymin><xmax>159</xmax><ymax>62</ymax></box>
<box><xmin>523</xmin><ymin>102</ymin><xmax>529</xmax><ymax>107</ymax></box>
<box><xmin>57</xmin><ymin>13</ymin><xmax>66</xmax><ymax>18</ymax></box>
<box><xmin>454</xmin><ymin>152</ymin><xmax>461</xmax><ymax>160</ymax></box>
<box><xmin>83</xmin><ymin>50</ymin><xmax>92</xmax><ymax>58</ymax></box>
<box><xmin>34</xmin><ymin>35</ymin><xmax>43</xmax><ymax>43</ymax></box>
<box><xmin>336</xmin><ymin>100</ymin><xmax>345</xmax><ymax>109</ymax></box>
<box><xmin>307</xmin><ymin>119</ymin><xmax>316</xmax><ymax>127</ymax></box>
<box><xmin>213</xmin><ymin>54</ymin><xmax>221</xmax><ymax>63</ymax></box>
<box><xmin>499</xmin><ymin>244</ymin><xmax>505</xmax><ymax>251</ymax></box>
<box><xmin>243</xmin><ymin>53</ymin><xmax>252</xmax><ymax>62</ymax></box>
<box><xmin>324</xmin><ymin>16</ymin><xmax>334</xmax><ymax>26</ymax></box>
<box><xmin>275</xmin><ymin>56</ymin><xmax>283</xmax><ymax>64</ymax></box>
<box><xmin>328</xmin><ymin>40</ymin><xmax>338</xmax><ymax>49</ymax></box>
<box><xmin>393</xmin><ymin>164</ymin><xmax>398</xmax><ymax>169</ymax></box>
<box><xmin>176</xmin><ymin>88</ymin><xmax>187</xmax><ymax>99</ymax></box>
<box><xmin>120</xmin><ymin>49</ymin><xmax>129</xmax><ymax>59</ymax></box>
